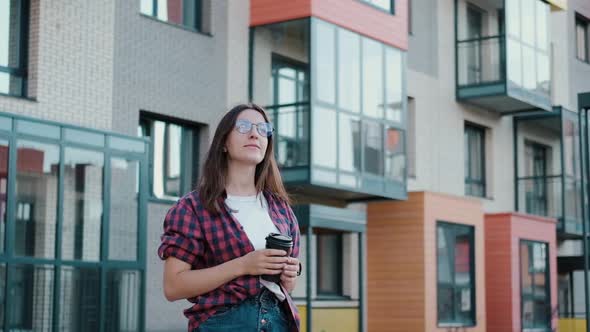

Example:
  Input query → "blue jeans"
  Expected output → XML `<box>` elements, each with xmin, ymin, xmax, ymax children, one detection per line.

<box><xmin>195</xmin><ymin>288</ymin><xmax>290</xmax><ymax>332</ymax></box>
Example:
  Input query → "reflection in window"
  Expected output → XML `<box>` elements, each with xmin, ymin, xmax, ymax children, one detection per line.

<box><xmin>505</xmin><ymin>0</ymin><xmax>550</xmax><ymax>96</ymax></box>
<box><xmin>364</xmin><ymin>122</ymin><xmax>384</xmax><ymax>175</ymax></box>
<box><xmin>140</xmin><ymin>0</ymin><xmax>202</xmax><ymax>31</ymax></box>
<box><xmin>62</xmin><ymin>148</ymin><xmax>104</xmax><ymax>262</ymax></box>
<box><xmin>317</xmin><ymin>233</ymin><xmax>343</xmax><ymax>296</ymax></box>
<box><xmin>105</xmin><ymin>270</ymin><xmax>141</xmax><ymax>332</ymax></box>
<box><xmin>385</xmin><ymin>48</ymin><xmax>403</xmax><ymax>122</ymax></box>
<box><xmin>363</xmin><ymin>38</ymin><xmax>384</xmax><ymax>119</ymax></box>
<box><xmin>8</xmin><ymin>264</ymin><xmax>54</xmax><ymax>331</ymax></box>
<box><xmin>315</xmin><ymin>21</ymin><xmax>336</xmax><ymax>104</ymax></box>
<box><xmin>520</xmin><ymin>241</ymin><xmax>550</xmax><ymax>329</ymax></box>
<box><xmin>339</xmin><ymin>114</ymin><xmax>362</xmax><ymax>172</ymax></box>
<box><xmin>109</xmin><ymin>158</ymin><xmax>139</xmax><ymax>261</ymax></box>
<box><xmin>59</xmin><ymin>267</ymin><xmax>100</xmax><ymax>332</ymax></box>
<box><xmin>139</xmin><ymin>116</ymin><xmax>199</xmax><ymax>199</ymax></box>
<box><xmin>0</xmin><ymin>0</ymin><xmax>29</xmax><ymax>96</ymax></box>
<box><xmin>312</xmin><ymin>107</ymin><xmax>337</xmax><ymax>168</ymax></box>
<box><xmin>338</xmin><ymin>29</ymin><xmax>361</xmax><ymax>112</ymax></box>
<box><xmin>15</xmin><ymin>141</ymin><xmax>60</xmax><ymax>258</ymax></box>
<box><xmin>437</xmin><ymin>222</ymin><xmax>475</xmax><ymax>326</ymax></box>
<box><xmin>385</xmin><ymin>128</ymin><xmax>405</xmax><ymax>182</ymax></box>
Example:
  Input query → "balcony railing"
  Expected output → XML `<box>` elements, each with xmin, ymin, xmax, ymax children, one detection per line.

<box><xmin>457</xmin><ymin>35</ymin><xmax>504</xmax><ymax>87</ymax></box>
<box><xmin>517</xmin><ymin>175</ymin><xmax>583</xmax><ymax>236</ymax></box>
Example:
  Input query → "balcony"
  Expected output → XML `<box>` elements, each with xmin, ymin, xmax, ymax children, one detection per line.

<box><xmin>455</xmin><ymin>0</ymin><xmax>556</xmax><ymax>113</ymax></box>
<box><xmin>514</xmin><ymin>107</ymin><xmax>582</xmax><ymax>238</ymax></box>
<box><xmin>250</xmin><ymin>18</ymin><xmax>407</xmax><ymax>201</ymax></box>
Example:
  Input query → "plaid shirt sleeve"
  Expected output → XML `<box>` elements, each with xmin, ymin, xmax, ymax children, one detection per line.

<box><xmin>285</xmin><ymin>203</ymin><xmax>300</xmax><ymax>259</ymax></box>
<box><xmin>158</xmin><ymin>196</ymin><xmax>203</xmax><ymax>266</ymax></box>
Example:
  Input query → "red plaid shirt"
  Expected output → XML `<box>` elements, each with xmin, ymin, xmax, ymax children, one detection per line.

<box><xmin>158</xmin><ymin>189</ymin><xmax>301</xmax><ymax>332</ymax></box>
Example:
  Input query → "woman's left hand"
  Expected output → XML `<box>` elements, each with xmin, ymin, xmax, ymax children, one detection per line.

<box><xmin>280</xmin><ymin>257</ymin><xmax>299</xmax><ymax>293</ymax></box>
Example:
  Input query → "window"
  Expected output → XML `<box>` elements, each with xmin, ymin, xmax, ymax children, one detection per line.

<box><xmin>437</xmin><ymin>222</ymin><xmax>476</xmax><ymax>326</ymax></box>
<box><xmin>270</xmin><ymin>55</ymin><xmax>309</xmax><ymax>168</ymax></box>
<box><xmin>139</xmin><ymin>114</ymin><xmax>200</xmax><ymax>199</ymax></box>
<box><xmin>360</xmin><ymin>0</ymin><xmax>395</xmax><ymax>14</ymax></box>
<box><xmin>520</xmin><ymin>241</ymin><xmax>550</xmax><ymax>330</ymax></box>
<box><xmin>464</xmin><ymin>123</ymin><xmax>486</xmax><ymax>197</ymax></box>
<box><xmin>140</xmin><ymin>0</ymin><xmax>202</xmax><ymax>32</ymax></box>
<box><xmin>0</xmin><ymin>114</ymin><xmax>147</xmax><ymax>331</ymax></box>
<box><xmin>576</xmin><ymin>14</ymin><xmax>589</xmax><ymax>63</ymax></box>
<box><xmin>466</xmin><ymin>5</ymin><xmax>484</xmax><ymax>84</ymax></box>
<box><xmin>524</xmin><ymin>141</ymin><xmax>548</xmax><ymax>216</ymax></box>
<box><xmin>317</xmin><ymin>233</ymin><xmax>343</xmax><ymax>296</ymax></box>
<box><xmin>0</xmin><ymin>0</ymin><xmax>29</xmax><ymax>97</ymax></box>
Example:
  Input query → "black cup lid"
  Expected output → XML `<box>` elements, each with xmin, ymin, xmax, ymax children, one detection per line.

<box><xmin>266</xmin><ymin>233</ymin><xmax>292</xmax><ymax>242</ymax></box>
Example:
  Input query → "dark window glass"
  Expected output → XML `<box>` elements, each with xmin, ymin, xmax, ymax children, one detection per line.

<box><xmin>576</xmin><ymin>15</ymin><xmax>589</xmax><ymax>62</ymax></box>
<box><xmin>520</xmin><ymin>241</ymin><xmax>550</xmax><ymax>329</ymax></box>
<box><xmin>59</xmin><ymin>266</ymin><xmax>100</xmax><ymax>332</ymax></box>
<box><xmin>317</xmin><ymin>233</ymin><xmax>343</xmax><ymax>296</ymax></box>
<box><xmin>8</xmin><ymin>264</ymin><xmax>54</xmax><ymax>331</ymax></box>
<box><xmin>464</xmin><ymin>124</ymin><xmax>486</xmax><ymax>197</ymax></box>
<box><xmin>524</xmin><ymin>141</ymin><xmax>548</xmax><ymax>216</ymax></box>
<box><xmin>437</xmin><ymin>222</ymin><xmax>475</xmax><ymax>326</ymax></box>
<box><xmin>105</xmin><ymin>269</ymin><xmax>142</xmax><ymax>332</ymax></box>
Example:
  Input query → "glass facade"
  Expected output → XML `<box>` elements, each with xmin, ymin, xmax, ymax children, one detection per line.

<box><xmin>437</xmin><ymin>222</ymin><xmax>476</xmax><ymax>326</ymax></box>
<box><xmin>0</xmin><ymin>0</ymin><xmax>29</xmax><ymax>97</ymax></box>
<box><xmin>455</xmin><ymin>0</ymin><xmax>552</xmax><ymax>112</ymax></box>
<box><xmin>0</xmin><ymin>112</ymin><xmax>148</xmax><ymax>332</ymax></box>
<box><xmin>515</xmin><ymin>108</ymin><xmax>583</xmax><ymax>236</ymax></box>
<box><xmin>251</xmin><ymin>18</ymin><xmax>407</xmax><ymax>200</ymax></box>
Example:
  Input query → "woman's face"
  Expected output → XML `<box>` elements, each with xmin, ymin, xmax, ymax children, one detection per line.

<box><xmin>224</xmin><ymin>109</ymin><xmax>269</xmax><ymax>166</ymax></box>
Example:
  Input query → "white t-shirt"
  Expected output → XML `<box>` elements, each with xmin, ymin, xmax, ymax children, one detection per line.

<box><xmin>225</xmin><ymin>192</ymin><xmax>286</xmax><ymax>301</ymax></box>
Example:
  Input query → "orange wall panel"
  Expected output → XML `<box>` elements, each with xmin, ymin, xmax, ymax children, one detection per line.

<box><xmin>367</xmin><ymin>192</ymin><xmax>425</xmax><ymax>332</ymax></box>
<box><xmin>485</xmin><ymin>213</ymin><xmax>557</xmax><ymax>332</ymax></box>
<box><xmin>250</xmin><ymin>0</ymin><xmax>408</xmax><ymax>50</ymax></box>
<box><xmin>367</xmin><ymin>192</ymin><xmax>486</xmax><ymax>332</ymax></box>
<box><xmin>250</xmin><ymin>0</ymin><xmax>312</xmax><ymax>26</ymax></box>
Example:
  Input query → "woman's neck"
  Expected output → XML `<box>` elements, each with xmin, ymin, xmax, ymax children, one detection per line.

<box><xmin>226</xmin><ymin>160</ymin><xmax>257</xmax><ymax>196</ymax></box>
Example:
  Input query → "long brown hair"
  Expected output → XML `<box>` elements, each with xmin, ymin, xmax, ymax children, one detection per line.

<box><xmin>198</xmin><ymin>103</ymin><xmax>290</xmax><ymax>214</ymax></box>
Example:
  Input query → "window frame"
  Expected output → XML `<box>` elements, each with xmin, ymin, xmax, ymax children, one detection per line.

<box><xmin>524</xmin><ymin>140</ymin><xmax>549</xmax><ymax>217</ymax></box>
<box><xmin>576</xmin><ymin>13</ymin><xmax>589</xmax><ymax>63</ymax></box>
<box><xmin>0</xmin><ymin>0</ymin><xmax>30</xmax><ymax>98</ymax></box>
<box><xmin>140</xmin><ymin>0</ymin><xmax>203</xmax><ymax>33</ymax></box>
<box><xmin>316</xmin><ymin>232</ymin><xmax>344</xmax><ymax>297</ymax></box>
<box><xmin>269</xmin><ymin>53</ymin><xmax>310</xmax><ymax>169</ymax></box>
<box><xmin>464</xmin><ymin>122</ymin><xmax>486</xmax><ymax>198</ymax></box>
<box><xmin>358</xmin><ymin>0</ymin><xmax>395</xmax><ymax>15</ymax></box>
<box><xmin>436</xmin><ymin>221</ymin><xmax>477</xmax><ymax>327</ymax></box>
<box><xmin>519</xmin><ymin>240</ymin><xmax>551</xmax><ymax>331</ymax></box>
<box><xmin>138</xmin><ymin>112</ymin><xmax>200</xmax><ymax>201</ymax></box>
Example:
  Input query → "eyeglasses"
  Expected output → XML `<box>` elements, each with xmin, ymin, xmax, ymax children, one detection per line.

<box><xmin>234</xmin><ymin>119</ymin><xmax>274</xmax><ymax>137</ymax></box>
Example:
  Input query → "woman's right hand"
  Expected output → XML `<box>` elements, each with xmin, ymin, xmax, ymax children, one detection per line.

<box><xmin>239</xmin><ymin>249</ymin><xmax>289</xmax><ymax>276</ymax></box>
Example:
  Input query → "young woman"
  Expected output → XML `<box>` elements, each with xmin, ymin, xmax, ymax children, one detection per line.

<box><xmin>158</xmin><ymin>104</ymin><xmax>301</xmax><ymax>332</ymax></box>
